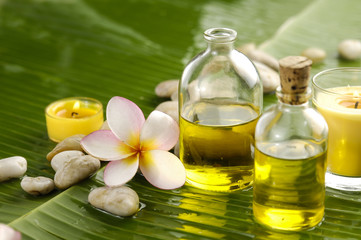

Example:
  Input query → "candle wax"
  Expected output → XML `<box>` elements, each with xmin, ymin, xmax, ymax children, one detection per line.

<box><xmin>337</xmin><ymin>90</ymin><xmax>361</xmax><ymax>109</ymax></box>
<box><xmin>55</xmin><ymin>107</ymin><xmax>98</xmax><ymax>118</ymax></box>
<box><xmin>46</xmin><ymin>98</ymin><xmax>103</xmax><ymax>142</ymax></box>
<box><xmin>314</xmin><ymin>86</ymin><xmax>361</xmax><ymax>177</ymax></box>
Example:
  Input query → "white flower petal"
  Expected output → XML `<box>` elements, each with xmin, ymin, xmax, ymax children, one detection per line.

<box><xmin>103</xmin><ymin>154</ymin><xmax>139</xmax><ymax>187</ymax></box>
<box><xmin>107</xmin><ymin>96</ymin><xmax>145</xmax><ymax>147</ymax></box>
<box><xmin>140</xmin><ymin>110</ymin><xmax>179</xmax><ymax>151</ymax></box>
<box><xmin>0</xmin><ymin>224</ymin><xmax>21</xmax><ymax>240</ymax></box>
<box><xmin>139</xmin><ymin>150</ymin><xmax>185</xmax><ymax>190</ymax></box>
<box><xmin>81</xmin><ymin>130</ymin><xmax>135</xmax><ymax>161</ymax></box>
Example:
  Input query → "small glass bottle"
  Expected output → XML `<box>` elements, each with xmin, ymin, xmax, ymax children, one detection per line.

<box><xmin>253</xmin><ymin>56</ymin><xmax>328</xmax><ymax>230</ymax></box>
<box><xmin>179</xmin><ymin>28</ymin><xmax>263</xmax><ymax>192</ymax></box>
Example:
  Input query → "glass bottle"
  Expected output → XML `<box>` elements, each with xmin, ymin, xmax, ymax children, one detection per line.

<box><xmin>179</xmin><ymin>28</ymin><xmax>263</xmax><ymax>192</ymax></box>
<box><xmin>253</xmin><ymin>56</ymin><xmax>328</xmax><ymax>230</ymax></box>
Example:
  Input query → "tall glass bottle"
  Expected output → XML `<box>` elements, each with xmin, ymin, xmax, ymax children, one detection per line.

<box><xmin>253</xmin><ymin>56</ymin><xmax>328</xmax><ymax>230</ymax></box>
<box><xmin>179</xmin><ymin>28</ymin><xmax>263</xmax><ymax>192</ymax></box>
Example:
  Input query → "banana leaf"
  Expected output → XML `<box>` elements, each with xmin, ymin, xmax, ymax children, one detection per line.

<box><xmin>0</xmin><ymin>0</ymin><xmax>361</xmax><ymax>239</ymax></box>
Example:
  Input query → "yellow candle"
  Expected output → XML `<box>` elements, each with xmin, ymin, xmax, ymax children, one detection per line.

<box><xmin>314</xmin><ymin>86</ymin><xmax>361</xmax><ymax>177</ymax></box>
<box><xmin>45</xmin><ymin>97</ymin><xmax>103</xmax><ymax>142</ymax></box>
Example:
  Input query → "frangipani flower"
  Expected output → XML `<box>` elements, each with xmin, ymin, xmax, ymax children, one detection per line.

<box><xmin>0</xmin><ymin>224</ymin><xmax>21</xmax><ymax>240</ymax></box>
<box><xmin>81</xmin><ymin>96</ymin><xmax>186</xmax><ymax>190</ymax></box>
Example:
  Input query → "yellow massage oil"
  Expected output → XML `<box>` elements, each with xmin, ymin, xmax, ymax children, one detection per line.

<box><xmin>180</xmin><ymin>100</ymin><xmax>260</xmax><ymax>192</ymax></box>
<box><xmin>253</xmin><ymin>56</ymin><xmax>328</xmax><ymax>230</ymax></box>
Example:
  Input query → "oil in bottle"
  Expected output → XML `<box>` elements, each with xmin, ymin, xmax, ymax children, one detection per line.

<box><xmin>180</xmin><ymin>99</ymin><xmax>260</xmax><ymax>192</ymax></box>
<box><xmin>253</xmin><ymin>56</ymin><xmax>328</xmax><ymax>230</ymax></box>
<box><xmin>178</xmin><ymin>28</ymin><xmax>263</xmax><ymax>192</ymax></box>
<box><xmin>253</xmin><ymin>140</ymin><xmax>326</xmax><ymax>230</ymax></box>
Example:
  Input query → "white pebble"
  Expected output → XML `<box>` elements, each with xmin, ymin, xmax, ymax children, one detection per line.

<box><xmin>187</xmin><ymin>80</ymin><xmax>200</xmax><ymax>102</ymax></box>
<box><xmin>21</xmin><ymin>176</ymin><xmax>55</xmax><ymax>196</ymax></box>
<box><xmin>237</xmin><ymin>42</ymin><xmax>257</xmax><ymax>55</ymax></box>
<box><xmin>253</xmin><ymin>61</ymin><xmax>280</xmax><ymax>93</ymax></box>
<box><xmin>155</xmin><ymin>101</ymin><xmax>178</xmax><ymax>122</ymax></box>
<box><xmin>170</xmin><ymin>90</ymin><xmax>178</xmax><ymax>101</ymax></box>
<box><xmin>53</xmin><ymin>151</ymin><xmax>100</xmax><ymax>189</ymax></box>
<box><xmin>338</xmin><ymin>39</ymin><xmax>361</xmax><ymax>60</ymax></box>
<box><xmin>51</xmin><ymin>150</ymin><xmax>84</xmax><ymax>172</ymax></box>
<box><xmin>155</xmin><ymin>80</ymin><xmax>179</xmax><ymax>98</ymax></box>
<box><xmin>46</xmin><ymin>134</ymin><xmax>85</xmax><ymax>161</ymax></box>
<box><xmin>245</xmin><ymin>49</ymin><xmax>279</xmax><ymax>71</ymax></box>
<box><xmin>0</xmin><ymin>156</ymin><xmax>27</xmax><ymax>182</ymax></box>
<box><xmin>88</xmin><ymin>186</ymin><xmax>139</xmax><ymax>217</ymax></box>
<box><xmin>301</xmin><ymin>47</ymin><xmax>326</xmax><ymax>64</ymax></box>
<box><xmin>200</xmin><ymin>56</ymin><xmax>229</xmax><ymax>76</ymax></box>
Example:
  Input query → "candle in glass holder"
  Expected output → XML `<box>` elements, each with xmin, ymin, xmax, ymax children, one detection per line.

<box><xmin>313</xmin><ymin>68</ymin><xmax>361</xmax><ymax>191</ymax></box>
<box><xmin>45</xmin><ymin>97</ymin><xmax>103</xmax><ymax>142</ymax></box>
<box><xmin>315</xmin><ymin>86</ymin><xmax>361</xmax><ymax>176</ymax></box>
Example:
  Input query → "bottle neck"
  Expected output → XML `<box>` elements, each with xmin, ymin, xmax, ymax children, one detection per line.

<box><xmin>204</xmin><ymin>28</ymin><xmax>236</xmax><ymax>54</ymax></box>
<box><xmin>276</xmin><ymin>87</ymin><xmax>312</xmax><ymax>106</ymax></box>
<box><xmin>207</xmin><ymin>42</ymin><xmax>234</xmax><ymax>54</ymax></box>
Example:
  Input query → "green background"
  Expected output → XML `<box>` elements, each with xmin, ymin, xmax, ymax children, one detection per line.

<box><xmin>0</xmin><ymin>0</ymin><xmax>360</xmax><ymax>239</ymax></box>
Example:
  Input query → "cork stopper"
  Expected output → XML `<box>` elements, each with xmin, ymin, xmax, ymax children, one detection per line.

<box><xmin>278</xmin><ymin>56</ymin><xmax>312</xmax><ymax>104</ymax></box>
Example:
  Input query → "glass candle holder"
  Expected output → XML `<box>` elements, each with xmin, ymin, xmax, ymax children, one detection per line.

<box><xmin>45</xmin><ymin>97</ymin><xmax>103</xmax><ymax>142</ymax></box>
<box><xmin>312</xmin><ymin>68</ymin><xmax>361</xmax><ymax>191</ymax></box>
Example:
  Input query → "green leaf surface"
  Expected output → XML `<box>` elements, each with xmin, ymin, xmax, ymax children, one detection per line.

<box><xmin>1</xmin><ymin>0</ymin><xmax>361</xmax><ymax>239</ymax></box>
